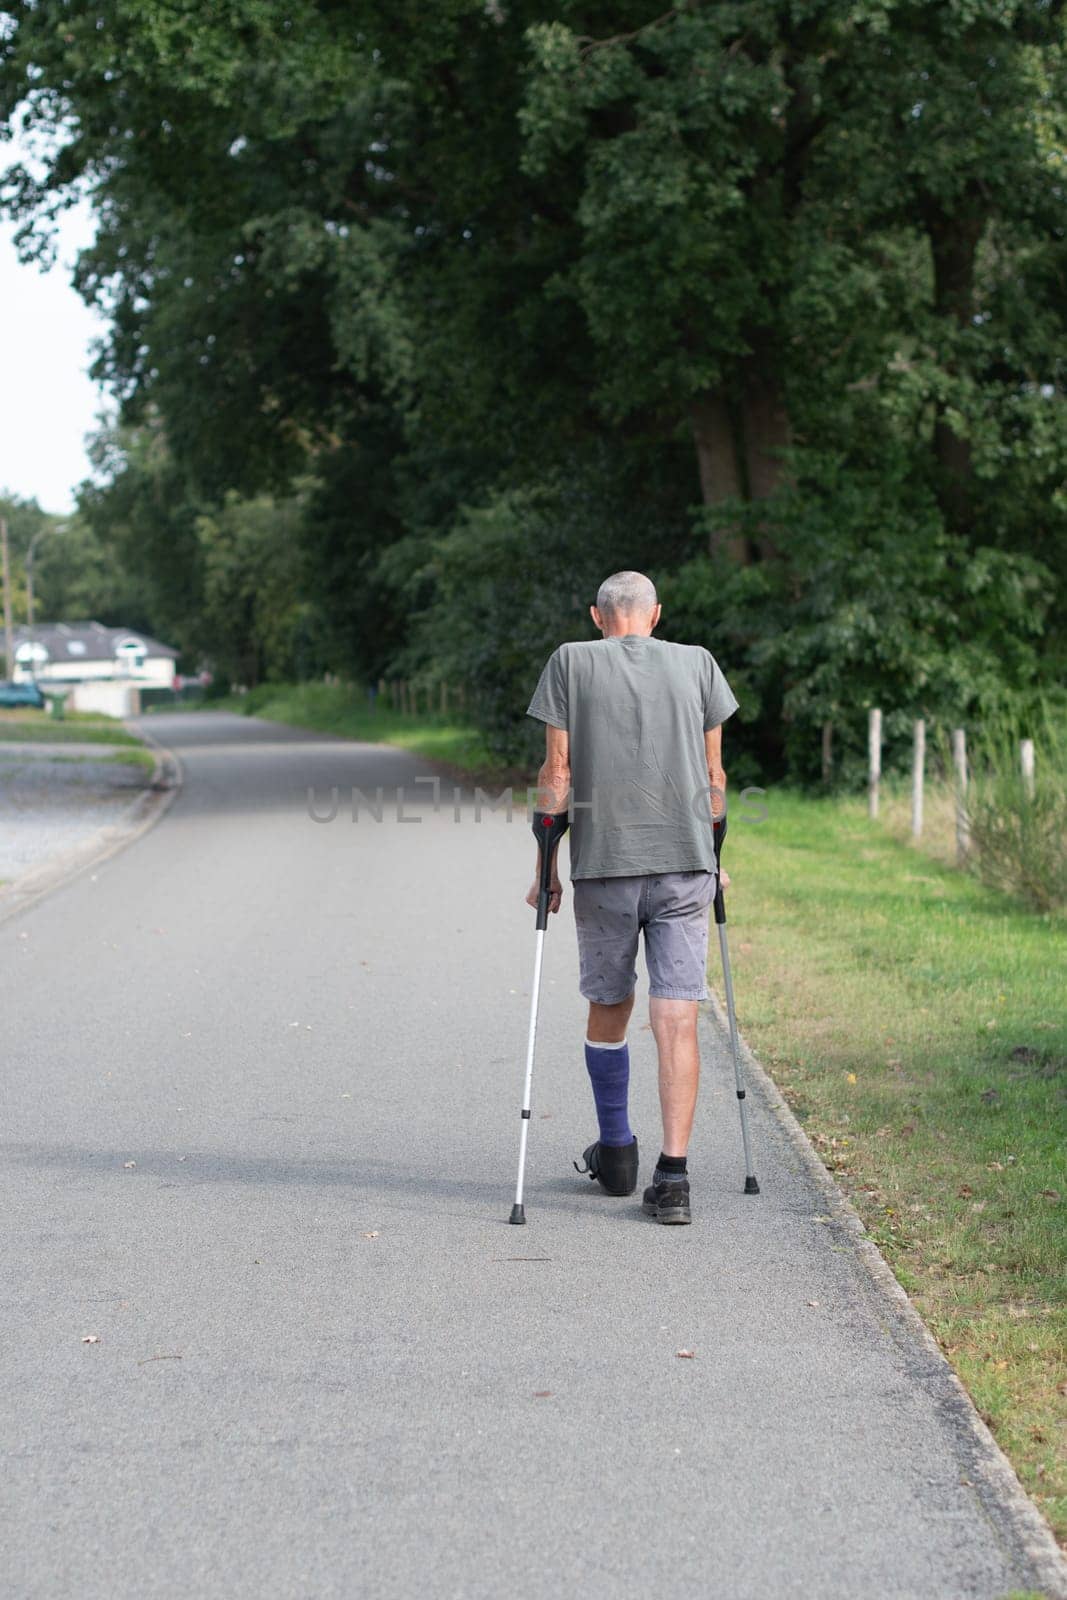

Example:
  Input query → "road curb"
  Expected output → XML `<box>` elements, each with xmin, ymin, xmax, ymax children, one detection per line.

<box><xmin>0</xmin><ymin>721</ymin><xmax>184</xmax><ymax>928</ymax></box>
<box><xmin>704</xmin><ymin>993</ymin><xmax>1067</xmax><ymax>1598</ymax></box>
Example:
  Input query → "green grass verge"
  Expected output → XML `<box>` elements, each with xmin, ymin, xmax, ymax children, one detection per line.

<box><xmin>214</xmin><ymin>681</ymin><xmax>502</xmax><ymax>781</ymax></box>
<box><xmin>727</xmin><ymin>791</ymin><xmax>1066</xmax><ymax>1543</ymax></box>
<box><xmin>0</xmin><ymin>748</ymin><xmax>156</xmax><ymax>772</ymax></box>
<box><xmin>105</xmin><ymin>747</ymin><xmax>157</xmax><ymax>772</ymax></box>
<box><xmin>0</xmin><ymin>709</ymin><xmax>140</xmax><ymax>745</ymax></box>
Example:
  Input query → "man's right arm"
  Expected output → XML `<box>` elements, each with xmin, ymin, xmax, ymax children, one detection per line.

<box><xmin>705</xmin><ymin>725</ymin><xmax>726</xmax><ymax>821</ymax></box>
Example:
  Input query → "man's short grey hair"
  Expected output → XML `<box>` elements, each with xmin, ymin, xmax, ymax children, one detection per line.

<box><xmin>595</xmin><ymin>570</ymin><xmax>658</xmax><ymax>619</ymax></box>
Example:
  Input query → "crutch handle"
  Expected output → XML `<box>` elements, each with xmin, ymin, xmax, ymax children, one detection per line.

<box><xmin>532</xmin><ymin>810</ymin><xmax>570</xmax><ymax>930</ymax></box>
<box><xmin>713</xmin><ymin>815</ymin><xmax>727</xmax><ymax>926</ymax></box>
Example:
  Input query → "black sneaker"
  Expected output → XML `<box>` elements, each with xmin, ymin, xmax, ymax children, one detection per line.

<box><xmin>574</xmin><ymin>1138</ymin><xmax>639</xmax><ymax>1197</ymax></box>
<box><xmin>642</xmin><ymin>1175</ymin><xmax>692</xmax><ymax>1225</ymax></box>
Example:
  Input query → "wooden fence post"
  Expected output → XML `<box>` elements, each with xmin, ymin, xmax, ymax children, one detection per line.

<box><xmin>821</xmin><ymin>721</ymin><xmax>833</xmax><ymax>786</ymax></box>
<box><xmin>952</xmin><ymin>727</ymin><xmax>970</xmax><ymax>863</ymax></box>
<box><xmin>868</xmin><ymin>708</ymin><xmax>882</xmax><ymax>820</ymax></box>
<box><xmin>911</xmin><ymin>719</ymin><xmax>925</xmax><ymax>841</ymax></box>
<box><xmin>1020</xmin><ymin>738</ymin><xmax>1035</xmax><ymax>800</ymax></box>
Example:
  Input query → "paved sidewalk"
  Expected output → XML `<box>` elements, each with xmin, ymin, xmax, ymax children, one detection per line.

<box><xmin>0</xmin><ymin>749</ymin><xmax>152</xmax><ymax>882</ymax></box>
<box><xmin>1</xmin><ymin>711</ymin><xmax>1063</xmax><ymax>1600</ymax></box>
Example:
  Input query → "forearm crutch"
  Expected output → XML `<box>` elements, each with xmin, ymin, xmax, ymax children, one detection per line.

<box><xmin>509</xmin><ymin>809</ymin><xmax>570</xmax><ymax>1224</ymax></box>
<box><xmin>714</xmin><ymin>816</ymin><xmax>760</xmax><ymax>1194</ymax></box>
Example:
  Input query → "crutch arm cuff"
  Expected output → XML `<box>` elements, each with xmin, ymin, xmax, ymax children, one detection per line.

<box><xmin>532</xmin><ymin>810</ymin><xmax>569</xmax><ymax>930</ymax></box>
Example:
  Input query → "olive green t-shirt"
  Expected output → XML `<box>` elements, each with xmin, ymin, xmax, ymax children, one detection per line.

<box><xmin>526</xmin><ymin>635</ymin><xmax>738</xmax><ymax>880</ymax></box>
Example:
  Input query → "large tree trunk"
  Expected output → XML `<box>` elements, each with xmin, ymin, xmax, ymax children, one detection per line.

<box><xmin>690</xmin><ymin>392</ymin><xmax>751</xmax><ymax>564</ymax></box>
<box><xmin>739</xmin><ymin>362</ymin><xmax>791</xmax><ymax>559</ymax></box>
<box><xmin>924</xmin><ymin>200</ymin><xmax>984</xmax><ymax>522</ymax></box>
<box><xmin>740</xmin><ymin>366</ymin><xmax>792</xmax><ymax>502</ymax></box>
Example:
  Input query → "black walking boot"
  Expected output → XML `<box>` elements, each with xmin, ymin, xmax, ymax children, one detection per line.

<box><xmin>642</xmin><ymin>1175</ymin><xmax>692</xmax><ymax>1224</ymax></box>
<box><xmin>574</xmin><ymin>1138</ymin><xmax>639</xmax><ymax>1197</ymax></box>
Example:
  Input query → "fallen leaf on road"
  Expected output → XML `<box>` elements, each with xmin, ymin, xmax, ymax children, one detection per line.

<box><xmin>362</xmin><ymin>1231</ymin><xmax>380</xmax><ymax>1239</ymax></box>
<box><xmin>123</xmin><ymin>1161</ymin><xmax>137</xmax><ymax>1169</ymax></box>
<box><xmin>676</xmin><ymin>1349</ymin><xmax>696</xmax><ymax>1359</ymax></box>
<box><xmin>532</xmin><ymin>1391</ymin><xmax>553</xmax><ymax>1398</ymax></box>
<box><xmin>82</xmin><ymin>1335</ymin><xmax>100</xmax><ymax>1344</ymax></box>
<box><xmin>807</xmin><ymin>1300</ymin><xmax>820</xmax><ymax>1308</ymax></box>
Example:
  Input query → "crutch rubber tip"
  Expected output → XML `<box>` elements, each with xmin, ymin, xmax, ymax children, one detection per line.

<box><xmin>509</xmin><ymin>1204</ymin><xmax>526</xmax><ymax>1225</ymax></box>
<box><xmin>744</xmin><ymin>1176</ymin><xmax>761</xmax><ymax>1194</ymax></box>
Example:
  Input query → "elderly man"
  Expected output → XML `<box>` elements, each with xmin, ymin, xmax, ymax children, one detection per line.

<box><xmin>525</xmin><ymin>570</ymin><xmax>738</xmax><ymax>1225</ymax></box>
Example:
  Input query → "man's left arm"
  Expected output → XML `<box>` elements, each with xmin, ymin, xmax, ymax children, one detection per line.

<box><xmin>526</xmin><ymin>724</ymin><xmax>570</xmax><ymax>914</ymax></box>
<box><xmin>705</xmin><ymin>725</ymin><xmax>732</xmax><ymax>889</ymax></box>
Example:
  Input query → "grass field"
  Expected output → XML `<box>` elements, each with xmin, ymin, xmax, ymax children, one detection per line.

<box><xmin>725</xmin><ymin>790</ymin><xmax>1066</xmax><ymax>1543</ymax></box>
<box><xmin>0</xmin><ymin>708</ymin><xmax>141</xmax><ymax>745</ymax></box>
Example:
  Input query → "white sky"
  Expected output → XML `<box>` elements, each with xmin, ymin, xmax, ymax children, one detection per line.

<box><xmin>1</xmin><ymin>127</ymin><xmax>114</xmax><ymax>515</ymax></box>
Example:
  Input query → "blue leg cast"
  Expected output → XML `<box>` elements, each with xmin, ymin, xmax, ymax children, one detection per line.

<box><xmin>584</xmin><ymin>1038</ymin><xmax>633</xmax><ymax>1147</ymax></box>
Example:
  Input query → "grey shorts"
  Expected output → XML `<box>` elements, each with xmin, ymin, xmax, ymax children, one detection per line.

<box><xmin>572</xmin><ymin>870</ymin><xmax>717</xmax><ymax>1004</ymax></box>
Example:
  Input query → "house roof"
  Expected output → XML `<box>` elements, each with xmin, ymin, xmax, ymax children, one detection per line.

<box><xmin>13</xmin><ymin>621</ymin><xmax>179</xmax><ymax>663</ymax></box>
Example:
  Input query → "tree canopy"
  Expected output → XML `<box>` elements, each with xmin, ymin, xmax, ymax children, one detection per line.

<box><xmin>2</xmin><ymin>0</ymin><xmax>1064</xmax><ymax>774</ymax></box>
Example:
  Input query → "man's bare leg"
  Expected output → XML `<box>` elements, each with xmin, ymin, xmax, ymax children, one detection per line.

<box><xmin>649</xmin><ymin>997</ymin><xmax>699</xmax><ymax>1157</ymax></box>
<box><xmin>587</xmin><ymin>995</ymin><xmax>634</xmax><ymax>1044</ymax></box>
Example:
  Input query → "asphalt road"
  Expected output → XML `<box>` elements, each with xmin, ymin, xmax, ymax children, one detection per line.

<box><xmin>2</xmin><ymin>710</ymin><xmax>1062</xmax><ymax>1600</ymax></box>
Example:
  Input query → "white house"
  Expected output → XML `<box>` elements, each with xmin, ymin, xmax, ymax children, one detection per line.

<box><xmin>13</xmin><ymin>621</ymin><xmax>179</xmax><ymax>717</ymax></box>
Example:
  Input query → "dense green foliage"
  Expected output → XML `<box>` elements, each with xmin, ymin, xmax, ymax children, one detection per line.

<box><xmin>2</xmin><ymin>1</ymin><xmax>1065</xmax><ymax>777</ymax></box>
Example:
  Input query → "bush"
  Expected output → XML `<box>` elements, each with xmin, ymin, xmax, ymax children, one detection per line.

<box><xmin>965</xmin><ymin>709</ymin><xmax>1067</xmax><ymax>913</ymax></box>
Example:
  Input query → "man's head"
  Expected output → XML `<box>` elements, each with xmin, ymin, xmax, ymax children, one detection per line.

<box><xmin>591</xmin><ymin>571</ymin><xmax>661</xmax><ymax>638</ymax></box>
